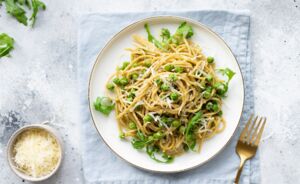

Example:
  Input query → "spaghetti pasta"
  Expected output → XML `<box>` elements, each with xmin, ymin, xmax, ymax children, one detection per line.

<box><xmin>94</xmin><ymin>22</ymin><xmax>235</xmax><ymax>162</ymax></box>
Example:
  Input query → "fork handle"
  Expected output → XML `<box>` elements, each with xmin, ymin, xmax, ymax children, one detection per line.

<box><xmin>234</xmin><ymin>156</ymin><xmax>247</xmax><ymax>184</ymax></box>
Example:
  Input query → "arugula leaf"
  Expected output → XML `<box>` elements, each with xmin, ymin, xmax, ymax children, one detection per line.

<box><xmin>160</xmin><ymin>28</ymin><xmax>170</xmax><ymax>42</ymax></box>
<box><xmin>218</xmin><ymin>68</ymin><xmax>235</xmax><ymax>82</ymax></box>
<box><xmin>94</xmin><ymin>97</ymin><xmax>115</xmax><ymax>116</ymax></box>
<box><xmin>144</xmin><ymin>23</ymin><xmax>164</xmax><ymax>50</ymax></box>
<box><xmin>215</xmin><ymin>68</ymin><xmax>235</xmax><ymax>96</ymax></box>
<box><xmin>144</xmin><ymin>22</ymin><xmax>194</xmax><ymax>50</ymax></box>
<box><xmin>136</xmin><ymin>129</ymin><xmax>146</xmax><ymax>141</ymax></box>
<box><xmin>17</xmin><ymin>0</ymin><xmax>31</xmax><ymax>9</ymax></box>
<box><xmin>171</xmin><ymin>22</ymin><xmax>194</xmax><ymax>44</ymax></box>
<box><xmin>5</xmin><ymin>0</ymin><xmax>28</xmax><ymax>26</ymax></box>
<box><xmin>185</xmin><ymin>111</ymin><xmax>203</xmax><ymax>150</ymax></box>
<box><xmin>30</xmin><ymin>0</ymin><xmax>46</xmax><ymax>27</ymax></box>
<box><xmin>175</xmin><ymin>22</ymin><xmax>194</xmax><ymax>38</ymax></box>
<box><xmin>0</xmin><ymin>33</ymin><xmax>14</xmax><ymax>58</ymax></box>
<box><xmin>131</xmin><ymin>129</ymin><xmax>173</xmax><ymax>163</ymax></box>
<box><xmin>146</xmin><ymin>145</ymin><xmax>173</xmax><ymax>163</ymax></box>
<box><xmin>131</xmin><ymin>139</ymin><xmax>146</xmax><ymax>149</ymax></box>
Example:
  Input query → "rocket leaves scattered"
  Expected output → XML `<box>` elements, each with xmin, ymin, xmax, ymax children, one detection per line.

<box><xmin>3</xmin><ymin>0</ymin><xmax>46</xmax><ymax>27</ymax></box>
<box><xmin>30</xmin><ymin>0</ymin><xmax>46</xmax><ymax>27</ymax></box>
<box><xmin>0</xmin><ymin>33</ymin><xmax>14</xmax><ymax>58</ymax></box>
<box><xmin>5</xmin><ymin>0</ymin><xmax>28</xmax><ymax>26</ymax></box>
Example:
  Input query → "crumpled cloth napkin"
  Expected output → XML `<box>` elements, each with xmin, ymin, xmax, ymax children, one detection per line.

<box><xmin>78</xmin><ymin>10</ymin><xmax>257</xmax><ymax>184</ymax></box>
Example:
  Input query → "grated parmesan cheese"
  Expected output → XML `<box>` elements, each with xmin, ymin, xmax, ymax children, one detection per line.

<box><xmin>12</xmin><ymin>129</ymin><xmax>61</xmax><ymax>178</ymax></box>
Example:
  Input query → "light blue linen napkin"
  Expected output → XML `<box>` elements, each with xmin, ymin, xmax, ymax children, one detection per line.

<box><xmin>78</xmin><ymin>10</ymin><xmax>257</xmax><ymax>184</ymax></box>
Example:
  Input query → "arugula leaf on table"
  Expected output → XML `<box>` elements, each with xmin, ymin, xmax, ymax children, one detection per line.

<box><xmin>17</xmin><ymin>0</ymin><xmax>31</xmax><ymax>9</ymax></box>
<box><xmin>0</xmin><ymin>33</ymin><xmax>14</xmax><ymax>58</ymax></box>
<box><xmin>185</xmin><ymin>111</ymin><xmax>203</xmax><ymax>150</ymax></box>
<box><xmin>5</xmin><ymin>0</ymin><xmax>28</xmax><ymax>26</ymax></box>
<box><xmin>30</xmin><ymin>0</ymin><xmax>46</xmax><ymax>27</ymax></box>
<box><xmin>93</xmin><ymin>97</ymin><xmax>115</xmax><ymax>116</ymax></box>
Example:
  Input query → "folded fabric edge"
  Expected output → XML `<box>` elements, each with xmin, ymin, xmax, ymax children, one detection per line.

<box><xmin>78</xmin><ymin>9</ymin><xmax>250</xmax><ymax>19</ymax></box>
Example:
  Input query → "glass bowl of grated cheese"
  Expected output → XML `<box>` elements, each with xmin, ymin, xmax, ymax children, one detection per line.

<box><xmin>7</xmin><ymin>124</ymin><xmax>63</xmax><ymax>182</ymax></box>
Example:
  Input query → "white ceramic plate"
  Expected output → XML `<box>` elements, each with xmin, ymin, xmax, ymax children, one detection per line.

<box><xmin>88</xmin><ymin>16</ymin><xmax>244</xmax><ymax>173</ymax></box>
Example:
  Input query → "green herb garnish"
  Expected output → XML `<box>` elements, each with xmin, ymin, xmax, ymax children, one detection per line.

<box><xmin>215</xmin><ymin>68</ymin><xmax>235</xmax><ymax>96</ymax></box>
<box><xmin>185</xmin><ymin>111</ymin><xmax>202</xmax><ymax>150</ymax></box>
<box><xmin>29</xmin><ymin>0</ymin><xmax>46</xmax><ymax>27</ymax></box>
<box><xmin>144</xmin><ymin>22</ymin><xmax>194</xmax><ymax>50</ymax></box>
<box><xmin>93</xmin><ymin>97</ymin><xmax>114</xmax><ymax>116</ymax></box>
<box><xmin>144</xmin><ymin>23</ymin><xmax>164</xmax><ymax>50</ymax></box>
<box><xmin>4</xmin><ymin>0</ymin><xmax>46</xmax><ymax>27</ymax></box>
<box><xmin>0</xmin><ymin>33</ymin><xmax>14</xmax><ymax>58</ymax></box>
<box><xmin>5</xmin><ymin>0</ymin><xmax>28</xmax><ymax>26</ymax></box>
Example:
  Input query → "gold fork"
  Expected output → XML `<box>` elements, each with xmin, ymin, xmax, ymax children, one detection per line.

<box><xmin>234</xmin><ymin>114</ymin><xmax>267</xmax><ymax>184</ymax></box>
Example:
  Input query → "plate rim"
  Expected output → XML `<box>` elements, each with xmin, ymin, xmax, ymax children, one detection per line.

<box><xmin>88</xmin><ymin>15</ymin><xmax>245</xmax><ymax>173</ymax></box>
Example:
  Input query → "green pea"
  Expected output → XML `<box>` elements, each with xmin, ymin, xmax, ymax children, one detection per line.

<box><xmin>163</xmin><ymin>116</ymin><xmax>173</xmax><ymax>125</ymax></box>
<box><xmin>203</xmin><ymin>91</ymin><xmax>211</xmax><ymax>99</ymax></box>
<box><xmin>119</xmin><ymin>132</ymin><xmax>125</xmax><ymax>139</ymax></box>
<box><xmin>217</xmin><ymin>111</ymin><xmax>223</xmax><ymax>116</ymax></box>
<box><xmin>128</xmin><ymin>91</ymin><xmax>135</xmax><ymax>98</ymax></box>
<box><xmin>127</xmin><ymin>97</ymin><xmax>133</xmax><ymax>102</ymax></box>
<box><xmin>164</xmin><ymin>64</ymin><xmax>175</xmax><ymax>71</ymax></box>
<box><xmin>172</xmin><ymin>120</ymin><xmax>181</xmax><ymax>128</ymax></box>
<box><xmin>129</xmin><ymin>121</ymin><xmax>136</xmax><ymax>129</ymax></box>
<box><xmin>113</xmin><ymin>78</ymin><xmax>120</xmax><ymax>85</ymax></box>
<box><xmin>206</xmin><ymin>102</ymin><xmax>213</xmax><ymax>110</ymax></box>
<box><xmin>118</xmin><ymin>61</ymin><xmax>130</xmax><ymax>70</ymax></box>
<box><xmin>130</xmin><ymin>73</ymin><xmax>139</xmax><ymax>80</ymax></box>
<box><xmin>170</xmin><ymin>92</ymin><xmax>179</xmax><ymax>101</ymax></box>
<box><xmin>179</xmin><ymin>126</ymin><xmax>185</xmax><ymax>134</ymax></box>
<box><xmin>161</xmin><ymin>116</ymin><xmax>169</xmax><ymax>124</ymax></box>
<box><xmin>206</xmin><ymin>74</ymin><xmax>213</xmax><ymax>82</ymax></box>
<box><xmin>168</xmin><ymin>74</ymin><xmax>177</xmax><ymax>82</ymax></box>
<box><xmin>143</xmin><ymin>114</ymin><xmax>153</xmax><ymax>122</ymax></box>
<box><xmin>106</xmin><ymin>83</ymin><xmax>115</xmax><ymax>91</ymax></box>
<box><xmin>206</xmin><ymin>86</ymin><xmax>213</xmax><ymax>93</ymax></box>
<box><xmin>207</xmin><ymin>56</ymin><xmax>214</xmax><ymax>63</ymax></box>
<box><xmin>175</xmin><ymin>66</ymin><xmax>184</xmax><ymax>73</ymax></box>
<box><xmin>144</xmin><ymin>61</ymin><xmax>152</xmax><ymax>68</ymax></box>
<box><xmin>135</xmin><ymin>105</ymin><xmax>142</xmax><ymax>110</ymax></box>
<box><xmin>153</xmin><ymin>132</ymin><xmax>163</xmax><ymax>139</ymax></box>
<box><xmin>132</xmin><ymin>63</ymin><xmax>139</xmax><ymax>67</ymax></box>
<box><xmin>155</xmin><ymin>79</ymin><xmax>163</xmax><ymax>86</ymax></box>
<box><xmin>160</xmin><ymin>84</ymin><xmax>170</xmax><ymax>91</ymax></box>
<box><xmin>148</xmin><ymin>135</ymin><xmax>154</xmax><ymax>142</ymax></box>
<box><xmin>212</xmin><ymin>104</ymin><xmax>219</xmax><ymax>112</ymax></box>
<box><xmin>214</xmin><ymin>82</ymin><xmax>227</xmax><ymax>95</ymax></box>
<box><xmin>119</xmin><ymin>77</ymin><xmax>129</xmax><ymax>86</ymax></box>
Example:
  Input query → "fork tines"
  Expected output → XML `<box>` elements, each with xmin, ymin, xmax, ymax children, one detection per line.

<box><xmin>239</xmin><ymin>114</ymin><xmax>267</xmax><ymax>146</ymax></box>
